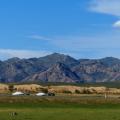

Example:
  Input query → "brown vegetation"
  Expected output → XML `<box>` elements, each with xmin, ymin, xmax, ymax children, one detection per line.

<box><xmin>1</xmin><ymin>84</ymin><xmax>120</xmax><ymax>94</ymax></box>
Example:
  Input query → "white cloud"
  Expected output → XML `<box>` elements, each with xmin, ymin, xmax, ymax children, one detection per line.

<box><xmin>0</xmin><ymin>49</ymin><xmax>51</xmax><ymax>60</ymax></box>
<box><xmin>113</xmin><ymin>20</ymin><xmax>120</xmax><ymax>28</ymax></box>
<box><xmin>89</xmin><ymin>0</ymin><xmax>120</xmax><ymax>28</ymax></box>
<box><xmin>28</xmin><ymin>33</ymin><xmax>120</xmax><ymax>51</ymax></box>
<box><xmin>89</xmin><ymin>0</ymin><xmax>120</xmax><ymax>17</ymax></box>
<box><xmin>52</xmin><ymin>35</ymin><xmax>120</xmax><ymax>50</ymax></box>
<box><xmin>28</xmin><ymin>35</ymin><xmax>52</xmax><ymax>41</ymax></box>
<box><xmin>25</xmin><ymin>32</ymin><xmax>120</xmax><ymax>59</ymax></box>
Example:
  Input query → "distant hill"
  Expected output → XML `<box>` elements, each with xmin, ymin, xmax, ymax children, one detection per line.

<box><xmin>1</xmin><ymin>53</ymin><xmax>120</xmax><ymax>83</ymax></box>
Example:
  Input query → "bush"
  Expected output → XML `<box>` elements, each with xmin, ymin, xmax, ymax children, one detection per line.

<box><xmin>82</xmin><ymin>88</ymin><xmax>91</xmax><ymax>94</ymax></box>
<box><xmin>8</xmin><ymin>85</ymin><xmax>14</xmax><ymax>92</ymax></box>
<box><xmin>62</xmin><ymin>90</ymin><xmax>72</xmax><ymax>94</ymax></box>
<box><xmin>40</xmin><ymin>88</ymin><xmax>48</xmax><ymax>93</ymax></box>
<box><xmin>75</xmin><ymin>89</ymin><xmax>81</xmax><ymax>94</ymax></box>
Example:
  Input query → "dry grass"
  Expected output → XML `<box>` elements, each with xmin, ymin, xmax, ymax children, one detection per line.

<box><xmin>0</xmin><ymin>84</ymin><xmax>9</xmax><ymax>93</ymax></box>
<box><xmin>14</xmin><ymin>84</ymin><xmax>42</xmax><ymax>93</ymax></box>
<box><xmin>0</xmin><ymin>83</ymin><xmax>120</xmax><ymax>94</ymax></box>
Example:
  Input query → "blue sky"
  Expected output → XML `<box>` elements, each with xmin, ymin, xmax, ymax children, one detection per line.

<box><xmin>0</xmin><ymin>0</ymin><xmax>120</xmax><ymax>59</ymax></box>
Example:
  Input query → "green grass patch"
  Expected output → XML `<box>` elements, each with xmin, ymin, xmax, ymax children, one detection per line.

<box><xmin>0</xmin><ymin>96</ymin><xmax>120</xmax><ymax>120</ymax></box>
<box><xmin>0</xmin><ymin>103</ymin><xmax>120</xmax><ymax>120</ymax></box>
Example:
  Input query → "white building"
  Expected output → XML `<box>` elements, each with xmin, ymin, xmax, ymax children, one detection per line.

<box><xmin>36</xmin><ymin>92</ymin><xmax>46</xmax><ymax>96</ymax></box>
<box><xmin>12</xmin><ymin>91</ymin><xmax>24</xmax><ymax>96</ymax></box>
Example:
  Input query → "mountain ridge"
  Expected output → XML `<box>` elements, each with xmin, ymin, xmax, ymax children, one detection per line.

<box><xmin>0</xmin><ymin>53</ymin><xmax>120</xmax><ymax>83</ymax></box>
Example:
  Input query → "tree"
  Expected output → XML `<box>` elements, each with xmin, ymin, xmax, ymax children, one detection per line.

<box><xmin>75</xmin><ymin>89</ymin><xmax>81</xmax><ymax>94</ymax></box>
<box><xmin>8</xmin><ymin>84</ymin><xmax>14</xmax><ymax>92</ymax></box>
<box><xmin>40</xmin><ymin>88</ymin><xmax>48</xmax><ymax>93</ymax></box>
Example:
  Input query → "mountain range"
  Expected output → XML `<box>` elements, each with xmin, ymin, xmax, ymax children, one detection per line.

<box><xmin>1</xmin><ymin>53</ymin><xmax>120</xmax><ymax>83</ymax></box>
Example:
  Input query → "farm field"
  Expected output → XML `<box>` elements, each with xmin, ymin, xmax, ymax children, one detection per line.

<box><xmin>0</xmin><ymin>96</ymin><xmax>120</xmax><ymax>120</ymax></box>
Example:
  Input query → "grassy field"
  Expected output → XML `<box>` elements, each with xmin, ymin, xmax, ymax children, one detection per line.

<box><xmin>0</xmin><ymin>96</ymin><xmax>120</xmax><ymax>120</ymax></box>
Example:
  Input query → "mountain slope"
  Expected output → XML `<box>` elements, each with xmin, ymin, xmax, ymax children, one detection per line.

<box><xmin>0</xmin><ymin>53</ymin><xmax>120</xmax><ymax>83</ymax></box>
<box><xmin>72</xmin><ymin>57</ymin><xmax>120</xmax><ymax>82</ymax></box>
<box><xmin>24</xmin><ymin>63</ymin><xmax>80</xmax><ymax>83</ymax></box>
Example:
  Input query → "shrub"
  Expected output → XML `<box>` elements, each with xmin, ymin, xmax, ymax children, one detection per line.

<box><xmin>62</xmin><ymin>90</ymin><xmax>72</xmax><ymax>94</ymax></box>
<box><xmin>75</xmin><ymin>89</ymin><xmax>81</xmax><ymax>94</ymax></box>
<box><xmin>82</xmin><ymin>88</ymin><xmax>91</xmax><ymax>94</ymax></box>
<box><xmin>8</xmin><ymin>85</ymin><xmax>14</xmax><ymax>92</ymax></box>
<box><xmin>40</xmin><ymin>88</ymin><xmax>48</xmax><ymax>93</ymax></box>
